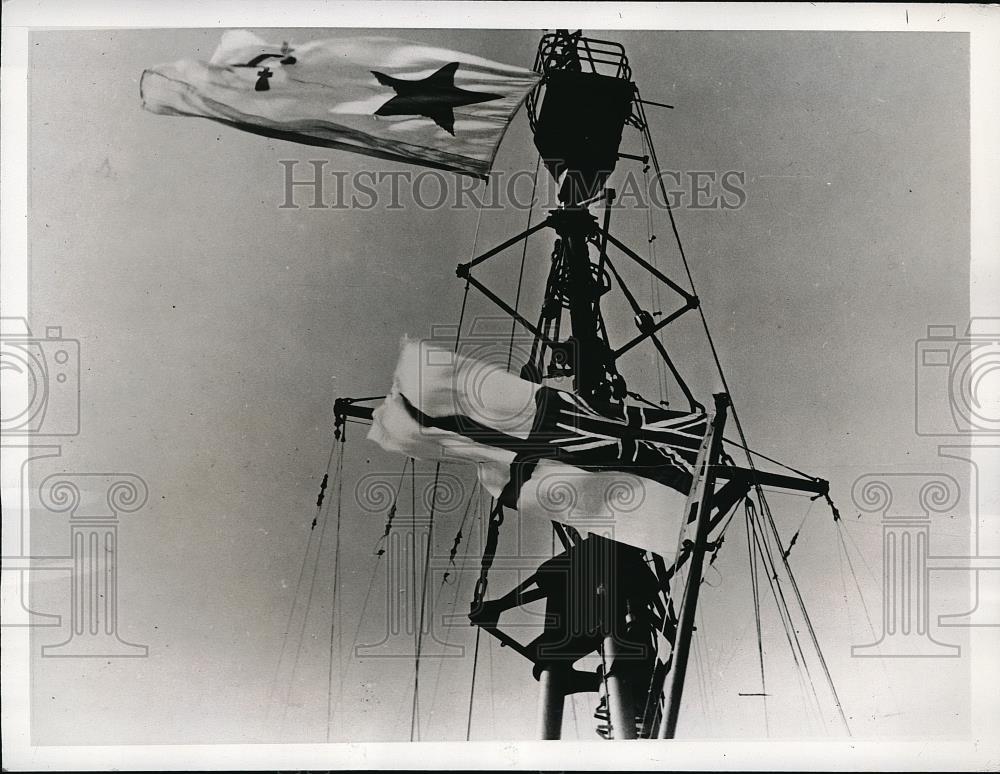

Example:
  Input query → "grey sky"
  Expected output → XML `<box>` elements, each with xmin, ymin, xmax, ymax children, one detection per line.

<box><xmin>25</xmin><ymin>28</ymin><xmax>972</xmax><ymax>744</ymax></box>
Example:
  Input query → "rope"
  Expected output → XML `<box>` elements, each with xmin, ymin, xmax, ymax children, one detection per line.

<box><xmin>265</xmin><ymin>439</ymin><xmax>338</xmax><ymax>720</ymax></box>
<box><xmin>508</xmin><ymin>156</ymin><xmax>541</xmax><ymax>370</ymax></box>
<box><xmin>426</xmin><ymin>485</ymin><xmax>484</xmax><ymax>738</ymax></box>
<box><xmin>334</xmin><ymin>541</ymin><xmax>385</xmax><ymax>718</ymax></box>
<box><xmin>465</xmin><ymin>627</ymin><xmax>482</xmax><ymax>740</ymax></box>
<box><xmin>644</xmin><ymin>118</ymin><xmax>850</xmax><ymax>735</ymax></box>
<box><xmin>454</xmin><ymin>188</ymin><xmax>485</xmax><ymax>352</ymax></box>
<box><xmin>839</xmin><ymin>518</ymin><xmax>881</xmax><ymax>585</ymax></box>
<box><xmin>488</xmin><ymin>633</ymin><xmax>497</xmax><ymax>732</ymax></box>
<box><xmin>280</xmin><ymin>441</ymin><xmax>341</xmax><ymax>730</ymax></box>
<box><xmin>407</xmin><ymin>460</ymin><xmax>419</xmax><ymax>740</ymax></box>
<box><xmin>835</xmin><ymin>522</ymin><xmax>879</xmax><ymax>645</ymax></box>
<box><xmin>781</xmin><ymin>498</ymin><xmax>816</xmax><ymax>561</ymax></box>
<box><xmin>744</xmin><ymin>502</ymin><xmax>769</xmax><ymax>736</ymax></box>
<box><xmin>834</xmin><ymin>520</ymin><xmax>905</xmax><ymax>723</ymax></box>
<box><xmin>641</xmin><ymin>130</ymin><xmax>668</xmax><ymax>401</ymax></box>
<box><xmin>325</xmin><ymin>441</ymin><xmax>346</xmax><ymax>741</ymax></box>
<box><xmin>331</xmin><ymin>457</ymin><xmax>415</xmax><ymax>729</ymax></box>
<box><xmin>747</xmin><ymin>498</ymin><xmax>827</xmax><ymax>728</ymax></box>
<box><xmin>410</xmin><ymin>462</ymin><xmax>441</xmax><ymax>741</ymax></box>
<box><xmin>757</xmin><ymin>488</ymin><xmax>850</xmax><ymax>734</ymax></box>
<box><xmin>722</xmin><ymin>437</ymin><xmax>820</xmax><ymax>482</ymax></box>
<box><xmin>377</xmin><ymin>458</ymin><xmax>411</xmax><ymax>543</ymax></box>
<box><xmin>445</xmin><ymin>487</ymin><xmax>477</xmax><ymax>569</ymax></box>
<box><xmin>470</xmin><ymin>499</ymin><xmax>504</xmax><ymax>614</ymax></box>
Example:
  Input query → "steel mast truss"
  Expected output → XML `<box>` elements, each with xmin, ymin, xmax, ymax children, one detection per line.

<box><xmin>332</xmin><ymin>30</ymin><xmax>832</xmax><ymax>741</ymax></box>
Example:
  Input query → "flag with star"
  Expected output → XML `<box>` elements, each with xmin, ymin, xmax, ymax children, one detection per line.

<box><xmin>367</xmin><ymin>339</ymin><xmax>711</xmax><ymax>553</ymax></box>
<box><xmin>140</xmin><ymin>30</ymin><xmax>541</xmax><ymax>178</ymax></box>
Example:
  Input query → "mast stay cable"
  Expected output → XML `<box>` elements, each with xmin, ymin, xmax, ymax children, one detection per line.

<box><xmin>410</xmin><ymin>462</ymin><xmax>441</xmax><ymax>741</ymax></box>
<box><xmin>638</xmin><ymin>97</ymin><xmax>851</xmax><ymax>735</ymax></box>
<box><xmin>325</xmin><ymin>439</ymin><xmax>346</xmax><ymax>741</ymax></box>
<box><xmin>279</xmin><ymin>440</ymin><xmax>342</xmax><ymax>732</ymax></box>
<box><xmin>266</xmin><ymin>438</ymin><xmax>339</xmax><ymax>728</ymax></box>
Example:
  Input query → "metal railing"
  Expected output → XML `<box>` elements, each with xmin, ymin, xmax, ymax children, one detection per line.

<box><xmin>526</xmin><ymin>31</ymin><xmax>633</xmax><ymax>133</ymax></box>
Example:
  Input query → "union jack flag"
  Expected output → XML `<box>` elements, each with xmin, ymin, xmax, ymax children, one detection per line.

<box><xmin>369</xmin><ymin>339</ymin><xmax>709</xmax><ymax>551</ymax></box>
<box><xmin>398</xmin><ymin>383</ymin><xmax>707</xmax><ymax>505</ymax></box>
<box><xmin>528</xmin><ymin>389</ymin><xmax>708</xmax><ymax>493</ymax></box>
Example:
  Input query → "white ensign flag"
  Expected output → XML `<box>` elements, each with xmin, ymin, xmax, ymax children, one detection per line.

<box><xmin>368</xmin><ymin>339</ymin><xmax>711</xmax><ymax>554</ymax></box>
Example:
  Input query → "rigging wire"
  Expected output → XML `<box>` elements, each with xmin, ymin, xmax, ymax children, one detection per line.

<box><xmin>407</xmin><ymin>460</ymin><xmax>420</xmax><ymax>740</ymax></box>
<box><xmin>747</xmin><ymin>498</ymin><xmax>827</xmax><ymax>729</ymax></box>
<box><xmin>265</xmin><ymin>438</ymin><xmax>339</xmax><ymax>723</ymax></box>
<box><xmin>465</xmin><ymin>627</ymin><xmax>482</xmax><ymax>740</ymax></box>
<box><xmin>757</xmin><ymin>488</ymin><xmax>850</xmax><ymax>733</ymax></box>
<box><xmin>325</xmin><ymin>440</ymin><xmax>346</xmax><ymax>741</ymax></box>
<box><xmin>410</xmin><ymin>462</ymin><xmax>441</xmax><ymax>742</ymax></box>
<box><xmin>641</xmin><ymin>110</ymin><xmax>851</xmax><ymax>735</ymax></box>
<box><xmin>331</xmin><ymin>456</ymin><xmax>413</xmax><ymax>730</ymax></box>
<box><xmin>722</xmin><ymin>437</ymin><xmax>821</xmax><ymax>482</ymax></box>
<box><xmin>280</xmin><ymin>440</ymin><xmax>342</xmax><ymax>731</ymax></box>
<box><xmin>334</xmin><ymin>546</ymin><xmax>383</xmax><ymax>713</ymax></box>
<box><xmin>744</xmin><ymin>502</ymin><xmax>769</xmax><ymax>736</ymax></box>
<box><xmin>782</xmin><ymin>497</ymin><xmax>816</xmax><ymax>561</ymax></box>
<box><xmin>835</xmin><ymin>522</ymin><xmax>880</xmax><ymax>650</ymax></box>
<box><xmin>834</xmin><ymin>519</ymin><xmax>905</xmax><ymax>722</ymax></box>
<box><xmin>378</xmin><ymin>458</ymin><xmax>413</xmax><ymax>544</ymax></box>
<box><xmin>445</xmin><ymin>189</ymin><xmax>494</xmax><ymax>739</ymax></box>
<box><xmin>488</xmin><ymin>633</ymin><xmax>497</xmax><ymax>733</ymax></box>
<box><xmin>465</xmin><ymin>491</ymin><xmax>497</xmax><ymax>738</ymax></box>
<box><xmin>836</xmin><ymin>528</ymin><xmax>856</xmax><ymax>646</ymax></box>
<box><xmin>640</xmin><ymin>130</ymin><xmax>668</xmax><ymax>402</ymax></box>
<box><xmin>508</xmin><ymin>155</ymin><xmax>541</xmax><ymax>370</ymax></box>
<box><xmin>692</xmin><ymin>606</ymin><xmax>713</xmax><ymax>733</ymax></box>
<box><xmin>455</xmin><ymin>183</ymin><xmax>486</xmax><ymax>349</ymax></box>
<box><xmin>839</xmin><ymin>518</ymin><xmax>882</xmax><ymax>586</ymax></box>
<box><xmin>426</xmin><ymin>485</ymin><xmax>484</xmax><ymax>739</ymax></box>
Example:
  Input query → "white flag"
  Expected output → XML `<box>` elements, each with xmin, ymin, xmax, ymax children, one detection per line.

<box><xmin>367</xmin><ymin>339</ymin><xmax>710</xmax><ymax>554</ymax></box>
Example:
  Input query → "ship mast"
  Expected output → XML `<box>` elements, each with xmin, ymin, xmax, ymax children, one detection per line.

<box><xmin>333</xmin><ymin>29</ymin><xmax>831</xmax><ymax>740</ymax></box>
<box><xmin>466</xmin><ymin>30</ymin><xmax>730</xmax><ymax>740</ymax></box>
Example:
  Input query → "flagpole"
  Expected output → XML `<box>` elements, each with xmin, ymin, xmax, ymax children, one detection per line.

<box><xmin>528</xmin><ymin>33</ymin><xmax>645</xmax><ymax>740</ymax></box>
<box><xmin>602</xmin><ymin>634</ymin><xmax>637</xmax><ymax>740</ymax></box>
<box><xmin>537</xmin><ymin>665</ymin><xmax>566</xmax><ymax>739</ymax></box>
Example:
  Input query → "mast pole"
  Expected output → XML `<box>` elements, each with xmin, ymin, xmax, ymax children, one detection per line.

<box><xmin>657</xmin><ymin>392</ymin><xmax>730</xmax><ymax>738</ymax></box>
<box><xmin>602</xmin><ymin>633</ymin><xmax>637</xmax><ymax>740</ymax></box>
<box><xmin>557</xmin><ymin>212</ymin><xmax>606</xmax><ymax>402</ymax></box>
<box><xmin>537</xmin><ymin>665</ymin><xmax>566</xmax><ymax>739</ymax></box>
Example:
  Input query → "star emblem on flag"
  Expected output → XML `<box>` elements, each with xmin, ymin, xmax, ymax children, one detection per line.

<box><xmin>371</xmin><ymin>62</ymin><xmax>502</xmax><ymax>135</ymax></box>
<box><xmin>142</xmin><ymin>32</ymin><xmax>540</xmax><ymax>178</ymax></box>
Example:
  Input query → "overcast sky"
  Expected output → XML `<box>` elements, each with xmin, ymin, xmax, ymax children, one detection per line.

<box><xmin>23</xmin><ymin>27</ymin><xmax>975</xmax><ymax>744</ymax></box>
